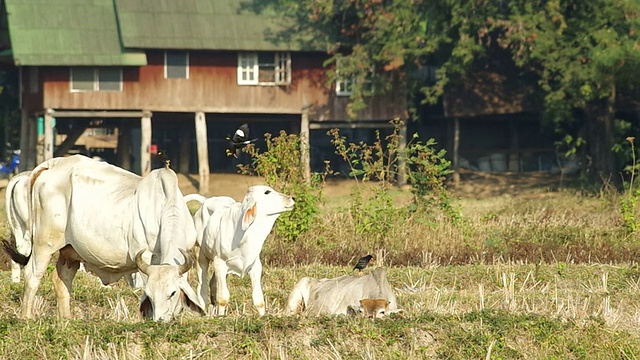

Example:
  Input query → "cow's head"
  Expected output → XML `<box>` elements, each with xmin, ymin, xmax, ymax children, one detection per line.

<box><xmin>136</xmin><ymin>249</ymin><xmax>205</xmax><ymax>322</ymax></box>
<box><xmin>241</xmin><ymin>185</ymin><xmax>295</xmax><ymax>230</ymax></box>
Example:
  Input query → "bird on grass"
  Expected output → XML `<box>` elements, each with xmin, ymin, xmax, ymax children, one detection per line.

<box><xmin>353</xmin><ymin>254</ymin><xmax>374</xmax><ymax>272</ymax></box>
<box><xmin>225</xmin><ymin>123</ymin><xmax>258</xmax><ymax>158</ymax></box>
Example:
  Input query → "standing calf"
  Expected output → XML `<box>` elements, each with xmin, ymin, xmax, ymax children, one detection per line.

<box><xmin>195</xmin><ymin>185</ymin><xmax>294</xmax><ymax>316</ymax></box>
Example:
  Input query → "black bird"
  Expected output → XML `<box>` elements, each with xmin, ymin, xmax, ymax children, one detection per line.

<box><xmin>226</xmin><ymin>123</ymin><xmax>258</xmax><ymax>158</ymax></box>
<box><xmin>353</xmin><ymin>254</ymin><xmax>374</xmax><ymax>272</ymax></box>
<box><xmin>152</xmin><ymin>150</ymin><xmax>171</xmax><ymax>170</ymax></box>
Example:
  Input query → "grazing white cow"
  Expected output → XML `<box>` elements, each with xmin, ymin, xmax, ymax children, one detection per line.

<box><xmin>3</xmin><ymin>155</ymin><xmax>205</xmax><ymax>321</ymax></box>
<box><xmin>5</xmin><ymin>171</ymin><xmax>31</xmax><ymax>283</ymax></box>
<box><xmin>285</xmin><ymin>267</ymin><xmax>405</xmax><ymax>317</ymax></box>
<box><xmin>195</xmin><ymin>185</ymin><xmax>294</xmax><ymax>316</ymax></box>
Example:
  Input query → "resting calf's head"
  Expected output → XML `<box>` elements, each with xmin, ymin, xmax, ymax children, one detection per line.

<box><xmin>347</xmin><ymin>299</ymin><xmax>390</xmax><ymax>318</ymax></box>
<box><xmin>241</xmin><ymin>185</ymin><xmax>295</xmax><ymax>230</ymax></box>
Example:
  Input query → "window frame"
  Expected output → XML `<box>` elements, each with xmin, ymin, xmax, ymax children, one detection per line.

<box><xmin>335</xmin><ymin>58</ymin><xmax>355</xmax><ymax>96</ymax></box>
<box><xmin>335</xmin><ymin>59</ymin><xmax>374</xmax><ymax>96</ymax></box>
<box><xmin>237</xmin><ymin>52</ymin><xmax>291</xmax><ymax>86</ymax></box>
<box><xmin>164</xmin><ymin>51</ymin><xmax>189</xmax><ymax>79</ymax></box>
<box><xmin>70</xmin><ymin>67</ymin><xmax>123</xmax><ymax>92</ymax></box>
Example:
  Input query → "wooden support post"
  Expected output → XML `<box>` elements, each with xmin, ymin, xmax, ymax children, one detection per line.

<box><xmin>140</xmin><ymin>111</ymin><xmax>152</xmax><ymax>176</ymax></box>
<box><xmin>29</xmin><ymin>116</ymin><xmax>38</xmax><ymax>168</ymax></box>
<box><xmin>195</xmin><ymin>112</ymin><xmax>210</xmax><ymax>194</ymax></box>
<box><xmin>397</xmin><ymin>119</ymin><xmax>408</xmax><ymax>186</ymax></box>
<box><xmin>452</xmin><ymin>117</ymin><xmax>460</xmax><ymax>187</ymax></box>
<box><xmin>19</xmin><ymin>109</ymin><xmax>31</xmax><ymax>169</ymax></box>
<box><xmin>117</xmin><ymin>121</ymin><xmax>132</xmax><ymax>171</ymax></box>
<box><xmin>300</xmin><ymin>109</ymin><xmax>311</xmax><ymax>183</ymax></box>
<box><xmin>178</xmin><ymin>128</ymin><xmax>190</xmax><ymax>174</ymax></box>
<box><xmin>43</xmin><ymin>109</ymin><xmax>54</xmax><ymax>161</ymax></box>
<box><xmin>509</xmin><ymin>120</ymin><xmax>520</xmax><ymax>172</ymax></box>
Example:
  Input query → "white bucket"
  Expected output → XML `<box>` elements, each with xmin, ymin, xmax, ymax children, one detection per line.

<box><xmin>490</xmin><ymin>153</ymin><xmax>507</xmax><ymax>172</ymax></box>
<box><xmin>477</xmin><ymin>156</ymin><xmax>491</xmax><ymax>172</ymax></box>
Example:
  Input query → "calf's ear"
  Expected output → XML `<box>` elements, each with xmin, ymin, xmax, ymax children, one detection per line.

<box><xmin>242</xmin><ymin>202</ymin><xmax>257</xmax><ymax>231</ymax></box>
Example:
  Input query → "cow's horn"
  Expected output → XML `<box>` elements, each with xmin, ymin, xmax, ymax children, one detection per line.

<box><xmin>135</xmin><ymin>250</ymin><xmax>150</xmax><ymax>275</ymax></box>
<box><xmin>178</xmin><ymin>248</ymin><xmax>193</xmax><ymax>275</ymax></box>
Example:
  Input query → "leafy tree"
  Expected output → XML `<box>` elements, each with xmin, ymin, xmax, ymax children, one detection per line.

<box><xmin>252</xmin><ymin>0</ymin><xmax>640</xmax><ymax>184</ymax></box>
<box><xmin>498</xmin><ymin>0</ymin><xmax>640</xmax><ymax>182</ymax></box>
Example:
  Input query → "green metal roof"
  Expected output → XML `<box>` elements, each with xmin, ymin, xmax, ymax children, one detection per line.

<box><xmin>115</xmin><ymin>0</ymin><xmax>324</xmax><ymax>52</ymax></box>
<box><xmin>4</xmin><ymin>0</ymin><xmax>147</xmax><ymax>66</ymax></box>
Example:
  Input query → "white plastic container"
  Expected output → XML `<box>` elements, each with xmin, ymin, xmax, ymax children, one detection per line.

<box><xmin>490</xmin><ymin>153</ymin><xmax>507</xmax><ymax>172</ymax></box>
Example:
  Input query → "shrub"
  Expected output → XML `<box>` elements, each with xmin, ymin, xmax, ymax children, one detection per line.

<box><xmin>329</xmin><ymin>118</ymin><xmax>459</xmax><ymax>225</ymax></box>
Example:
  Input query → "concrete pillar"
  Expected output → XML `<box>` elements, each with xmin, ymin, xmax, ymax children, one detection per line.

<box><xmin>43</xmin><ymin>109</ymin><xmax>54</xmax><ymax>161</ymax></box>
<box><xmin>195</xmin><ymin>111</ymin><xmax>210</xmax><ymax>194</ymax></box>
<box><xmin>140</xmin><ymin>111</ymin><xmax>152</xmax><ymax>176</ymax></box>
<box><xmin>300</xmin><ymin>109</ymin><xmax>311</xmax><ymax>183</ymax></box>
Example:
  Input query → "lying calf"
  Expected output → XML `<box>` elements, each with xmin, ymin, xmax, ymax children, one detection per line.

<box><xmin>285</xmin><ymin>267</ymin><xmax>405</xmax><ymax>317</ymax></box>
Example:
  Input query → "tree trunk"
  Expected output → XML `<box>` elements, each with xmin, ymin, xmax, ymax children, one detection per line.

<box><xmin>584</xmin><ymin>85</ymin><xmax>617</xmax><ymax>184</ymax></box>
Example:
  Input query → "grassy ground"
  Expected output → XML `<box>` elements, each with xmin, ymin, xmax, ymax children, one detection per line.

<box><xmin>1</xmin><ymin>171</ymin><xmax>640</xmax><ymax>359</ymax></box>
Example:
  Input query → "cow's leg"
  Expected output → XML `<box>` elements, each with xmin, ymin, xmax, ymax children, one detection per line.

<box><xmin>196</xmin><ymin>250</ymin><xmax>210</xmax><ymax>312</ymax></box>
<box><xmin>10</xmin><ymin>261</ymin><xmax>21</xmax><ymax>283</ymax></box>
<box><xmin>52</xmin><ymin>246</ymin><xmax>81</xmax><ymax>319</ymax></box>
<box><xmin>212</xmin><ymin>257</ymin><xmax>230</xmax><ymax>316</ymax></box>
<box><xmin>248</xmin><ymin>258</ymin><xmax>266</xmax><ymax>316</ymax></box>
<box><xmin>125</xmin><ymin>271</ymin><xmax>145</xmax><ymax>288</ymax></box>
<box><xmin>21</xmin><ymin>245</ymin><xmax>56</xmax><ymax>318</ymax></box>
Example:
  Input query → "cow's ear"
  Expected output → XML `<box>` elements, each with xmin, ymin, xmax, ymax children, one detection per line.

<box><xmin>139</xmin><ymin>294</ymin><xmax>153</xmax><ymax>319</ymax></box>
<box><xmin>242</xmin><ymin>202</ymin><xmax>257</xmax><ymax>231</ymax></box>
<box><xmin>178</xmin><ymin>279</ymin><xmax>206</xmax><ymax>315</ymax></box>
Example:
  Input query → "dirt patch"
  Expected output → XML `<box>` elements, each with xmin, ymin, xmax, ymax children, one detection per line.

<box><xmin>449</xmin><ymin>169</ymin><xmax>572</xmax><ymax>199</ymax></box>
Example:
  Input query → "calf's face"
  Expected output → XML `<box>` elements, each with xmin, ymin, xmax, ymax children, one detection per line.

<box><xmin>241</xmin><ymin>185</ymin><xmax>295</xmax><ymax>230</ymax></box>
<box><xmin>347</xmin><ymin>299</ymin><xmax>391</xmax><ymax>318</ymax></box>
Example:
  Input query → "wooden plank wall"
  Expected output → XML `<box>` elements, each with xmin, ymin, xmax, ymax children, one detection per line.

<box><xmin>28</xmin><ymin>51</ymin><xmax>406</xmax><ymax>122</ymax></box>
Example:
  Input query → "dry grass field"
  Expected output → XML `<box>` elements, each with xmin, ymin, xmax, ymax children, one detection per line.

<box><xmin>1</xmin><ymin>170</ymin><xmax>640</xmax><ymax>359</ymax></box>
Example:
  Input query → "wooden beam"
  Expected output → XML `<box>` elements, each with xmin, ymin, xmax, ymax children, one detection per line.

<box><xmin>47</xmin><ymin>110</ymin><xmax>147</xmax><ymax>118</ymax></box>
<box><xmin>300</xmin><ymin>109</ymin><xmax>311</xmax><ymax>184</ymax></box>
<box><xmin>309</xmin><ymin>122</ymin><xmax>396</xmax><ymax>130</ymax></box>
<box><xmin>140</xmin><ymin>113</ymin><xmax>151</xmax><ymax>176</ymax></box>
<box><xmin>43</xmin><ymin>110</ymin><xmax>54</xmax><ymax>161</ymax></box>
<box><xmin>54</xmin><ymin>124</ymin><xmax>88</xmax><ymax>157</ymax></box>
<box><xmin>195</xmin><ymin>112</ymin><xmax>210</xmax><ymax>194</ymax></box>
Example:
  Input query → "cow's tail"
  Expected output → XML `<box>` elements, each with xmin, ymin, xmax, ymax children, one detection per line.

<box><xmin>2</xmin><ymin>238</ymin><xmax>30</xmax><ymax>266</ymax></box>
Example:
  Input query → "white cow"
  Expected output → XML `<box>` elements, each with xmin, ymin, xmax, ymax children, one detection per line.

<box><xmin>195</xmin><ymin>185</ymin><xmax>294</xmax><ymax>316</ymax></box>
<box><xmin>5</xmin><ymin>171</ymin><xmax>31</xmax><ymax>283</ymax></box>
<box><xmin>3</xmin><ymin>155</ymin><xmax>205</xmax><ymax>321</ymax></box>
<box><xmin>285</xmin><ymin>267</ymin><xmax>405</xmax><ymax>317</ymax></box>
